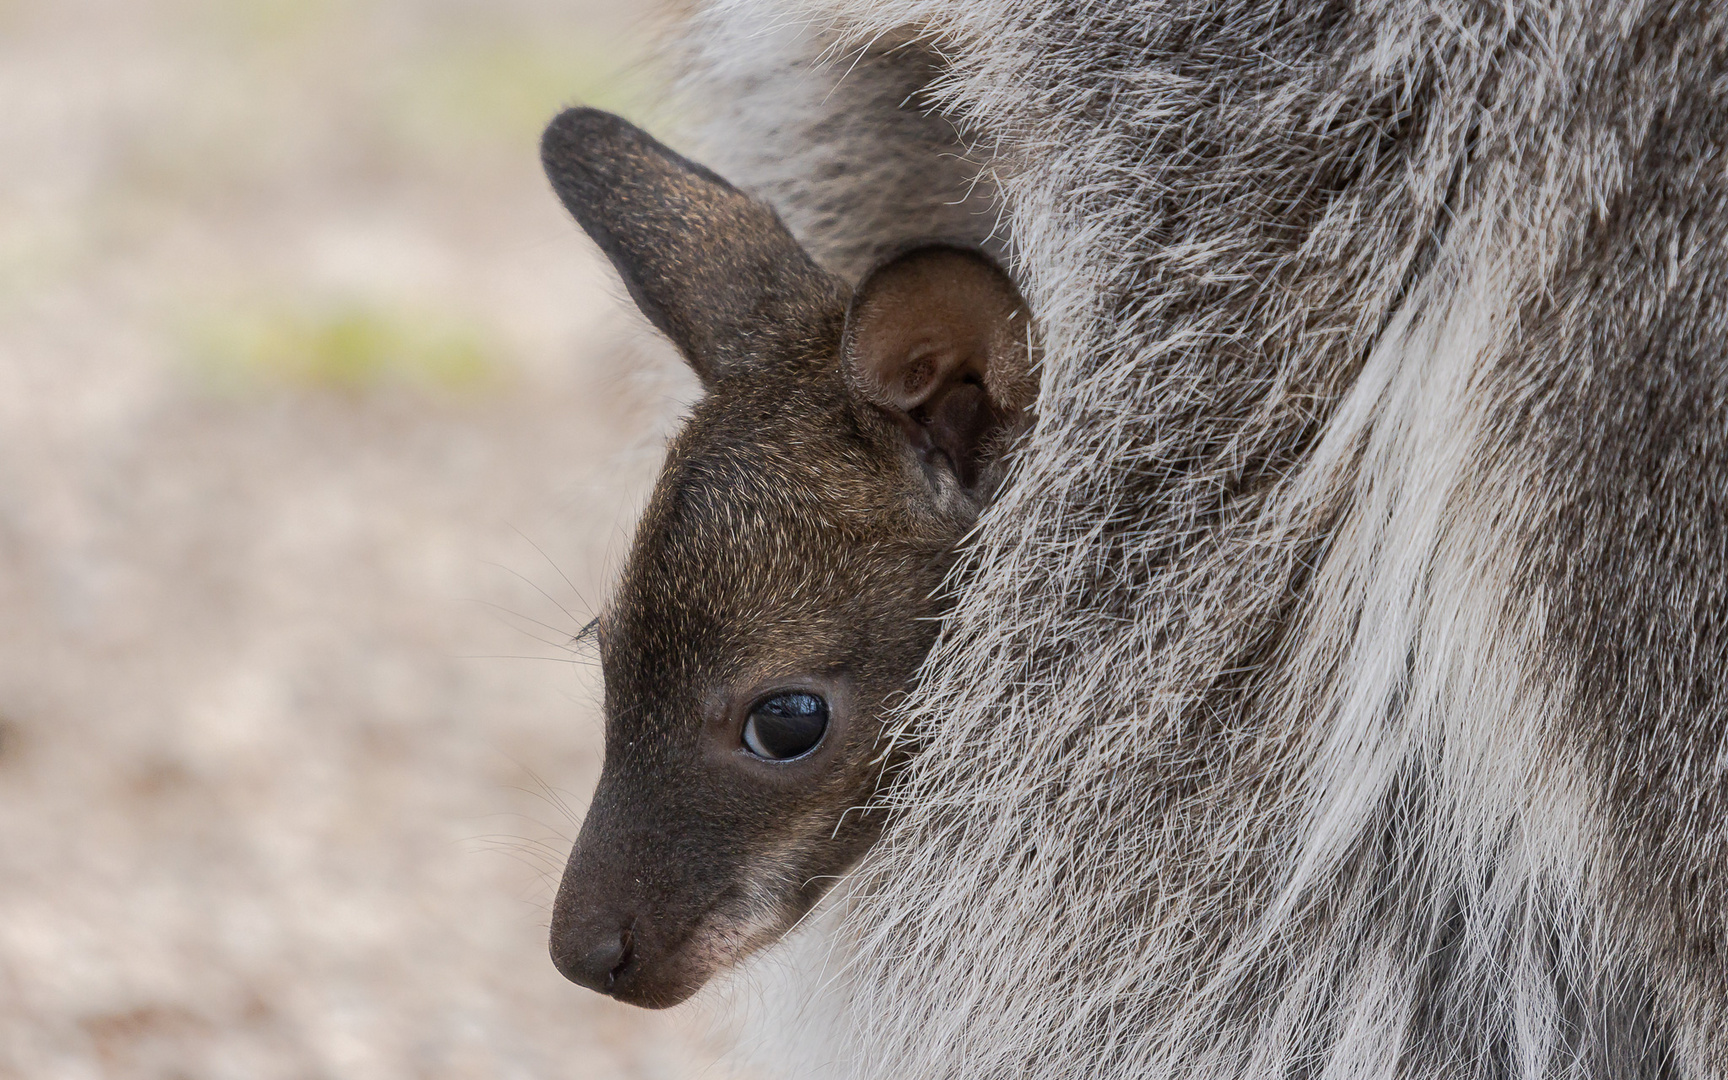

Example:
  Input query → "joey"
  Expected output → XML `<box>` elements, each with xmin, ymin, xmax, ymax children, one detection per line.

<box><xmin>541</xmin><ymin>108</ymin><xmax>1035</xmax><ymax>1009</ymax></box>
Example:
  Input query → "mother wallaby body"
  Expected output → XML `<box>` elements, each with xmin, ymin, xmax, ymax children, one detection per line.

<box><xmin>548</xmin><ymin>0</ymin><xmax>1728</xmax><ymax>1076</ymax></box>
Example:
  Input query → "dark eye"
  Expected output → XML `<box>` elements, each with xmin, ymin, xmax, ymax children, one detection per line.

<box><xmin>741</xmin><ymin>692</ymin><xmax>829</xmax><ymax>761</ymax></box>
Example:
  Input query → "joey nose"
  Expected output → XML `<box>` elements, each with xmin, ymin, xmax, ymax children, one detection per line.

<box><xmin>552</xmin><ymin>924</ymin><xmax>633</xmax><ymax>994</ymax></box>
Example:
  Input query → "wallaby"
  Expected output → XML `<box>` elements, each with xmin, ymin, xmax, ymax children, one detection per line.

<box><xmin>548</xmin><ymin>3</ymin><xmax>1724</xmax><ymax>1079</ymax></box>
<box><xmin>539</xmin><ymin>108</ymin><xmax>1034</xmax><ymax>1009</ymax></box>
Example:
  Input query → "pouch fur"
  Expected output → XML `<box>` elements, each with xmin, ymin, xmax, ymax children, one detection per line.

<box><xmin>672</xmin><ymin>2</ymin><xmax>1728</xmax><ymax>1077</ymax></box>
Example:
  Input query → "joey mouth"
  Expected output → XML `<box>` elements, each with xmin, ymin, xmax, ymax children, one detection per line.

<box><xmin>552</xmin><ymin>840</ymin><xmax>838</xmax><ymax>1009</ymax></box>
<box><xmin>550</xmin><ymin>661</ymin><xmax>891</xmax><ymax>1007</ymax></box>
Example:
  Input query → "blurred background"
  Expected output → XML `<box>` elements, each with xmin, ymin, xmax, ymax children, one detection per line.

<box><xmin>0</xmin><ymin>0</ymin><xmax>738</xmax><ymax>1075</ymax></box>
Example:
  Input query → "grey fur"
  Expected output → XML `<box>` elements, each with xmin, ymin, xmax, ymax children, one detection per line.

<box><xmin>679</xmin><ymin>19</ymin><xmax>1006</xmax><ymax>282</ymax></box>
<box><xmin>665</xmin><ymin>1</ymin><xmax>1728</xmax><ymax>1078</ymax></box>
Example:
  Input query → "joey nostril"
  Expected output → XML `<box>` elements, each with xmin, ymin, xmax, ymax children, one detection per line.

<box><xmin>555</xmin><ymin>926</ymin><xmax>634</xmax><ymax>994</ymax></box>
<box><xmin>585</xmin><ymin>936</ymin><xmax>627</xmax><ymax>988</ymax></box>
<box><xmin>613</xmin><ymin>927</ymin><xmax>635</xmax><ymax>979</ymax></box>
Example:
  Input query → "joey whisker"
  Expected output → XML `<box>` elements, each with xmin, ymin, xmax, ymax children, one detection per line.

<box><xmin>517</xmin><ymin>768</ymin><xmax>589</xmax><ymax>832</ymax></box>
<box><xmin>509</xmin><ymin>524</ymin><xmax>592</xmax><ymax>615</ymax></box>
<box><xmin>462</xmin><ymin>597</ymin><xmax>586</xmax><ymax>648</ymax></box>
<box><xmin>480</xmin><ymin>560</ymin><xmax>584</xmax><ymax>631</ymax></box>
<box><xmin>455</xmin><ymin>654</ymin><xmax>593</xmax><ymax>667</ymax></box>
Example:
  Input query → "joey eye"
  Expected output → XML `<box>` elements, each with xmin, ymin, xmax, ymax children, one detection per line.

<box><xmin>741</xmin><ymin>692</ymin><xmax>829</xmax><ymax>761</ymax></box>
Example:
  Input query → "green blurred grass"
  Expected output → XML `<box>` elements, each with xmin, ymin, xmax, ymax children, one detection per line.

<box><xmin>165</xmin><ymin>6</ymin><xmax>663</xmax><ymax>400</ymax></box>
<box><xmin>194</xmin><ymin>0</ymin><xmax>346</xmax><ymax>39</ymax></box>
<box><xmin>399</xmin><ymin>37</ymin><xmax>658</xmax><ymax>146</ymax></box>
<box><xmin>188</xmin><ymin>303</ymin><xmax>506</xmax><ymax>396</ymax></box>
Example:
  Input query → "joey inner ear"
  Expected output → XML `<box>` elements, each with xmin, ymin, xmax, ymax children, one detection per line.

<box><xmin>841</xmin><ymin>246</ymin><xmax>1035</xmax><ymax>492</ymax></box>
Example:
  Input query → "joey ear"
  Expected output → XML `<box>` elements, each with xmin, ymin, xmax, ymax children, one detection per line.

<box><xmin>542</xmin><ymin>108</ymin><xmax>846</xmax><ymax>384</ymax></box>
<box><xmin>842</xmin><ymin>246</ymin><xmax>1037</xmax><ymax>494</ymax></box>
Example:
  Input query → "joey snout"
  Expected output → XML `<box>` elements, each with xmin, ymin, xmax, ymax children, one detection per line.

<box><xmin>551</xmin><ymin>822</ymin><xmax>821</xmax><ymax>1009</ymax></box>
<box><xmin>540</xmin><ymin>106</ymin><xmax>1038</xmax><ymax>1005</ymax></box>
<box><xmin>550</xmin><ymin>807</ymin><xmax>743</xmax><ymax>1009</ymax></box>
<box><xmin>550</xmin><ymin>677</ymin><xmax>884</xmax><ymax>1009</ymax></box>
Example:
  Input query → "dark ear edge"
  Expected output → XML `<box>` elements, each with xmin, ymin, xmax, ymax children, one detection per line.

<box><xmin>541</xmin><ymin>107</ymin><xmax>845</xmax><ymax>383</ymax></box>
<box><xmin>841</xmin><ymin>245</ymin><xmax>1037</xmax><ymax>496</ymax></box>
<box><xmin>541</xmin><ymin>109</ymin><xmax>708</xmax><ymax>355</ymax></box>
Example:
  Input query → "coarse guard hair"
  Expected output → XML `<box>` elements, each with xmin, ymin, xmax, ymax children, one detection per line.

<box><xmin>665</xmin><ymin>1</ymin><xmax>1728</xmax><ymax>1077</ymax></box>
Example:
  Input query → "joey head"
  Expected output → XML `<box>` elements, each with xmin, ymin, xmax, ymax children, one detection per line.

<box><xmin>541</xmin><ymin>108</ymin><xmax>1036</xmax><ymax>1008</ymax></box>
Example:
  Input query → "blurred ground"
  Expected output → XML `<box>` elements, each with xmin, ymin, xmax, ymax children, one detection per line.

<box><xmin>0</xmin><ymin>0</ymin><xmax>742</xmax><ymax>1075</ymax></box>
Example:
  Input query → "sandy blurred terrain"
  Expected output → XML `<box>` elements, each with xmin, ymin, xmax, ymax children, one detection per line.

<box><xmin>0</xmin><ymin>0</ymin><xmax>741</xmax><ymax>1075</ymax></box>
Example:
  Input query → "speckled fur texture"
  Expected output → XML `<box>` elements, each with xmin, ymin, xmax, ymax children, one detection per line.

<box><xmin>673</xmin><ymin>2</ymin><xmax>1728</xmax><ymax>1077</ymax></box>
